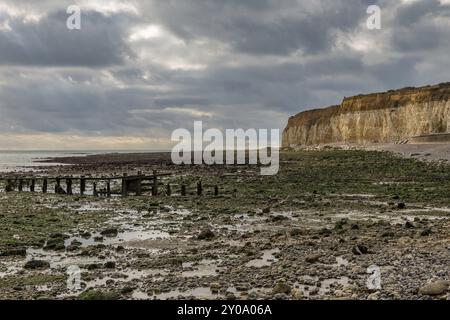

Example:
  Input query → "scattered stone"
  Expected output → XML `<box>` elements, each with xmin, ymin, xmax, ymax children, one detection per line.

<box><xmin>49</xmin><ymin>233</ymin><xmax>69</xmax><ymax>239</ymax></box>
<box><xmin>24</xmin><ymin>260</ymin><xmax>50</xmax><ymax>270</ymax></box>
<box><xmin>44</xmin><ymin>238</ymin><xmax>65</xmax><ymax>251</ymax></box>
<box><xmin>104</xmin><ymin>261</ymin><xmax>116</xmax><ymax>269</ymax></box>
<box><xmin>397</xmin><ymin>202</ymin><xmax>406</xmax><ymax>210</ymax></box>
<box><xmin>289</xmin><ymin>228</ymin><xmax>302</xmax><ymax>236</ymax></box>
<box><xmin>78</xmin><ymin>289</ymin><xmax>120</xmax><ymax>300</ymax></box>
<box><xmin>368</xmin><ymin>291</ymin><xmax>380</xmax><ymax>300</ymax></box>
<box><xmin>351</xmin><ymin>224</ymin><xmax>360</xmax><ymax>230</ymax></box>
<box><xmin>262</xmin><ymin>207</ymin><xmax>271</xmax><ymax>214</ymax></box>
<box><xmin>319</xmin><ymin>228</ymin><xmax>332</xmax><ymax>236</ymax></box>
<box><xmin>100</xmin><ymin>228</ymin><xmax>118</xmax><ymax>237</ymax></box>
<box><xmin>292</xmin><ymin>289</ymin><xmax>304</xmax><ymax>300</ymax></box>
<box><xmin>120</xmin><ymin>287</ymin><xmax>134</xmax><ymax>295</ymax></box>
<box><xmin>94</xmin><ymin>236</ymin><xmax>104</xmax><ymax>242</ymax></box>
<box><xmin>0</xmin><ymin>248</ymin><xmax>27</xmax><ymax>257</ymax></box>
<box><xmin>80</xmin><ymin>231</ymin><xmax>91</xmax><ymax>238</ymax></box>
<box><xmin>305</xmin><ymin>254</ymin><xmax>321</xmax><ymax>264</ymax></box>
<box><xmin>197</xmin><ymin>228</ymin><xmax>215</xmax><ymax>240</ymax></box>
<box><xmin>334</xmin><ymin>218</ymin><xmax>348</xmax><ymax>230</ymax></box>
<box><xmin>272</xmin><ymin>281</ymin><xmax>291</xmax><ymax>295</ymax></box>
<box><xmin>420</xmin><ymin>229</ymin><xmax>432</xmax><ymax>236</ymax></box>
<box><xmin>419</xmin><ymin>280</ymin><xmax>449</xmax><ymax>296</ymax></box>
<box><xmin>352</xmin><ymin>244</ymin><xmax>369</xmax><ymax>255</ymax></box>
<box><xmin>55</xmin><ymin>186</ymin><xmax>67</xmax><ymax>195</ymax></box>
<box><xmin>210</xmin><ymin>282</ymin><xmax>221</xmax><ymax>294</ymax></box>
<box><xmin>404</xmin><ymin>221</ymin><xmax>415</xmax><ymax>229</ymax></box>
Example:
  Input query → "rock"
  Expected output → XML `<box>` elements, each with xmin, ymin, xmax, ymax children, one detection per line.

<box><xmin>404</xmin><ymin>221</ymin><xmax>415</xmax><ymax>229</ymax></box>
<box><xmin>24</xmin><ymin>260</ymin><xmax>50</xmax><ymax>270</ymax></box>
<box><xmin>262</xmin><ymin>207</ymin><xmax>271</xmax><ymax>214</ymax></box>
<box><xmin>120</xmin><ymin>287</ymin><xmax>134</xmax><ymax>295</ymax></box>
<box><xmin>419</xmin><ymin>280</ymin><xmax>449</xmax><ymax>296</ymax></box>
<box><xmin>0</xmin><ymin>248</ymin><xmax>27</xmax><ymax>257</ymax></box>
<box><xmin>272</xmin><ymin>281</ymin><xmax>291</xmax><ymax>295</ymax></box>
<box><xmin>305</xmin><ymin>254</ymin><xmax>321</xmax><ymax>264</ymax></box>
<box><xmin>49</xmin><ymin>233</ymin><xmax>69</xmax><ymax>239</ymax></box>
<box><xmin>292</xmin><ymin>289</ymin><xmax>304</xmax><ymax>300</ymax></box>
<box><xmin>44</xmin><ymin>238</ymin><xmax>65</xmax><ymax>251</ymax></box>
<box><xmin>197</xmin><ymin>228</ymin><xmax>215</xmax><ymax>240</ymax></box>
<box><xmin>100</xmin><ymin>228</ymin><xmax>118</xmax><ymax>237</ymax></box>
<box><xmin>319</xmin><ymin>228</ymin><xmax>332</xmax><ymax>236</ymax></box>
<box><xmin>352</xmin><ymin>244</ymin><xmax>368</xmax><ymax>255</ymax></box>
<box><xmin>80</xmin><ymin>231</ymin><xmax>91</xmax><ymax>238</ymax></box>
<box><xmin>397</xmin><ymin>203</ymin><xmax>406</xmax><ymax>210</ymax></box>
<box><xmin>104</xmin><ymin>261</ymin><xmax>116</xmax><ymax>269</ymax></box>
<box><xmin>334</xmin><ymin>218</ymin><xmax>348</xmax><ymax>230</ymax></box>
<box><xmin>210</xmin><ymin>282</ymin><xmax>221</xmax><ymax>293</ymax></box>
<box><xmin>55</xmin><ymin>186</ymin><xmax>67</xmax><ymax>195</ymax></box>
<box><xmin>351</xmin><ymin>224</ymin><xmax>360</xmax><ymax>230</ymax></box>
<box><xmin>289</xmin><ymin>228</ymin><xmax>302</xmax><ymax>236</ymax></box>
<box><xmin>5</xmin><ymin>183</ymin><xmax>14</xmax><ymax>192</ymax></box>
<box><xmin>78</xmin><ymin>289</ymin><xmax>120</xmax><ymax>300</ymax></box>
<box><xmin>368</xmin><ymin>291</ymin><xmax>380</xmax><ymax>300</ymax></box>
<box><xmin>420</xmin><ymin>229</ymin><xmax>432</xmax><ymax>236</ymax></box>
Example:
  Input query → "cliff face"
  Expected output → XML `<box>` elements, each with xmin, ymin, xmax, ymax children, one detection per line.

<box><xmin>282</xmin><ymin>82</ymin><xmax>450</xmax><ymax>147</ymax></box>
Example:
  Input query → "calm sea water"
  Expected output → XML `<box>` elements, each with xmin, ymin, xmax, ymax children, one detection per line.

<box><xmin>0</xmin><ymin>150</ymin><xmax>163</xmax><ymax>173</ymax></box>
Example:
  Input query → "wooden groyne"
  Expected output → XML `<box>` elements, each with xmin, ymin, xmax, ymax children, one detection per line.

<box><xmin>0</xmin><ymin>171</ymin><xmax>221</xmax><ymax>197</ymax></box>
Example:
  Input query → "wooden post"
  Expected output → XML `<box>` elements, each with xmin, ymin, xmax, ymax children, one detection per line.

<box><xmin>18</xmin><ymin>179</ymin><xmax>23</xmax><ymax>192</ymax></box>
<box><xmin>152</xmin><ymin>170</ymin><xmax>158</xmax><ymax>196</ymax></box>
<box><xmin>197</xmin><ymin>181</ymin><xmax>202</xmax><ymax>196</ymax></box>
<box><xmin>166</xmin><ymin>183</ymin><xmax>171</xmax><ymax>196</ymax></box>
<box><xmin>80</xmin><ymin>177</ymin><xmax>85</xmax><ymax>196</ymax></box>
<box><xmin>136</xmin><ymin>171</ymin><xmax>142</xmax><ymax>196</ymax></box>
<box><xmin>106</xmin><ymin>180</ymin><xmax>111</xmax><ymax>197</ymax></box>
<box><xmin>121</xmin><ymin>173</ymin><xmax>128</xmax><ymax>197</ymax></box>
<box><xmin>30</xmin><ymin>179</ymin><xmax>35</xmax><ymax>192</ymax></box>
<box><xmin>93</xmin><ymin>183</ymin><xmax>98</xmax><ymax>197</ymax></box>
<box><xmin>181</xmin><ymin>184</ymin><xmax>186</xmax><ymax>196</ymax></box>
<box><xmin>66</xmin><ymin>179</ymin><xmax>73</xmax><ymax>195</ymax></box>
<box><xmin>42</xmin><ymin>179</ymin><xmax>47</xmax><ymax>193</ymax></box>
<box><xmin>214</xmin><ymin>185</ymin><xmax>219</xmax><ymax>197</ymax></box>
<box><xmin>55</xmin><ymin>178</ymin><xmax>61</xmax><ymax>193</ymax></box>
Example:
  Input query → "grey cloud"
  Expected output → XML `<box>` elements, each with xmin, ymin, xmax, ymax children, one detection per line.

<box><xmin>0</xmin><ymin>10</ymin><xmax>134</xmax><ymax>67</ymax></box>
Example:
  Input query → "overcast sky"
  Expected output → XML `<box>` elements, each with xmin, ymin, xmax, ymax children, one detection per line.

<box><xmin>0</xmin><ymin>0</ymin><xmax>449</xmax><ymax>150</ymax></box>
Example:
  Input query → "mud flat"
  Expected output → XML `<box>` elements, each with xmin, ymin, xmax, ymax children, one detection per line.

<box><xmin>0</xmin><ymin>150</ymin><xmax>449</xmax><ymax>300</ymax></box>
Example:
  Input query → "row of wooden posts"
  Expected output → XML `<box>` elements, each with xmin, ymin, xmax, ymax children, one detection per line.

<box><xmin>1</xmin><ymin>171</ymin><xmax>220</xmax><ymax>197</ymax></box>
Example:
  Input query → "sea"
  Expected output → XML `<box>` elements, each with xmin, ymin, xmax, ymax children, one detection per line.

<box><xmin>0</xmin><ymin>150</ymin><xmax>163</xmax><ymax>173</ymax></box>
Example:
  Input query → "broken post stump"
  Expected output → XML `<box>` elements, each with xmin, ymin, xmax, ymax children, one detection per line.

<box><xmin>166</xmin><ymin>183</ymin><xmax>171</xmax><ymax>196</ymax></box>
<box><xmin>181</xmin><ymin>184</ymin><xmax>186</xmax><ymax>196</ymax></box>
<box><xmin>66</xmin><ymin>179</ymin><xmax>73</xmax><ymax>195</ymax></box>
<box><xmin>18</xmin><ymin>179</ymin><xmax>23</xmax><ymax>192</ymax></box>
<box><xmin>80</xmin><ymin>177</ymin><xmax>86</xmax><ymax>196</ymax></box>
<box><xmin>197</xmin><ymin>181</ymin><xmax>202</xmax><ymax>196</ymax></box>
<box><xmin>30</xmin><ymin>179</ymin><xmax>35</xmax><ymax>192</ymax></box>
<box><xmin>152</xmin><ymin>170</ymin><xmax>158</xmax><ymax>196</ymax></box>
<box><xmin>121</xmin><ymin>173</ymin><xmax>128</xmax><ymax>196</ymax></box>
<box><xmin>214</xmin><ymin>185</ymin><xmax>219</xmax><ymax>197</ymax></box>
<box><xmin>93</xmin><ymin>183</ymin><xmax>98</xmax><ymax>197</ymax></box>
<box><xmin>42</xmin><ymin>179</ymin><xmax>47</xmax><ymax>193</ymax></box>
<box><xmin>106</xmin><ymin>180</ymin><xmax>111</xmax><ymax>197</ymax></box>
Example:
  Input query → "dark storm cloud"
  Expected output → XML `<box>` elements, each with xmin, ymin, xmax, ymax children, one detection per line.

<box><xmin>143</xmin><ymin>0</ymin><xmax>370</xmax><ymax>55</ymax></box>
<box><xmin>0</xmin><ymin>0</ymin><xmax>449</xmax><ymax>148</ymax></box>
<box><xmin>0</xmin><ymin>10</ymin><xmax>134</xmax><ymax>67</ymax></box>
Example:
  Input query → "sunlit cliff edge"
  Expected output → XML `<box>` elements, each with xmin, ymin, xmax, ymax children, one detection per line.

<box><xmin>282</xmin><ymin>82</ymin><xmax>450</xmax><ymax>147</ymax></box>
